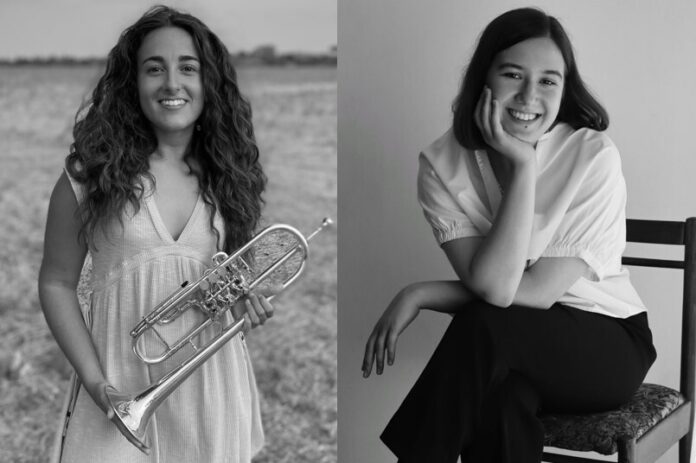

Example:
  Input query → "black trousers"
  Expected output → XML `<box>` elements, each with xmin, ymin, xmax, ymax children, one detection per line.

<box><xmin>381</xmin><ymin>302</ymin><xmax>656</xmax><ymax>463</ymax></box>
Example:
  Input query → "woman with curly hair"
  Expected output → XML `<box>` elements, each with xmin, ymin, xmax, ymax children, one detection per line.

<box><xmin>39</xmin><ymin>5</ymin><xmax>271</xmax><ymax>462</ymax></box>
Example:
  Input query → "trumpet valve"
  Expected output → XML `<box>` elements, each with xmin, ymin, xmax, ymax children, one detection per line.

<box><xmin>196</xmin><ymin>269</ymin><xmax>250</xmax><ymax>321</ymax></box>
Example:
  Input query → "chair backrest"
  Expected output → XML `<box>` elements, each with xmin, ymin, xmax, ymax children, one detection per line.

<box><xmin>622</xmin><ymin>218</ymin><xmax>696</xmax><ymax>407</ymax></box>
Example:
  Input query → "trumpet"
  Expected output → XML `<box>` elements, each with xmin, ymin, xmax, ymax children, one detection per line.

<box><xmin>105</xmin><ymin>218</ymin><xmax>333</xmax><ymax>453</ymax></box>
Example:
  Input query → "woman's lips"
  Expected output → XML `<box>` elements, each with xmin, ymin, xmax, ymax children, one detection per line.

<box><xmin>159</xmin><ymin>98</ymin><xmax>187</xmax><ymax>108</ymax></box>
<box><xmin>507</xmin><ymin>108</ymin><xmax>541</xmax><ymax>122</ymax></box>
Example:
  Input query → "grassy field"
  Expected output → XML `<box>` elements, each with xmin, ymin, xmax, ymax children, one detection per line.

<box><xmin>0</xmin><ymin>64</ymin><xmax>336</xmax><ymax>462</ymax></box>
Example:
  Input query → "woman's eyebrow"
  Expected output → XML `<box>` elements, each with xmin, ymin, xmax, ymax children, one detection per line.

<box><xmin>141</xmin><ymin>55</ymin><xmax>200</xmax><ymax>65</ymax></box>
<box><xmin>497</xmin><ymin>62</ymin><xmax>563</xmax><ymax>79</ymax></box>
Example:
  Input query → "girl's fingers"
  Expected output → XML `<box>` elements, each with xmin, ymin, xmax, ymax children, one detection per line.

<box><xmin>363</xmin><ymin>319</ymin><xmax>401</xmax><ymax>377</ymax></box>
<box><xmin>249</xmin><ymin>294</ymin><xmax>268</xmax><ymax>325</ymax></box>
<box><xmin>386</xmin><ymin>329</ymin><xmax>398</xmax><ymax>366</ymax></box>
<box><xmin>479</xmin><ymin>87</ymin><xmax>493</xmax><ymax>142</ymax></box>
<box><xmin>374</xmin><ymin>331</ymin><xmax>388</xmax><ymax>375</ymax></box>
<box><xmin>362</xmin><ymin>332</ymin><xmax>377</xmax><ymax>377</ymax></box>
<box><xmin>239</xmin><ymin>292</ymin><xmax>275</xmax><ymax>333</ymax></box>
<box><xmin>490</xmin><ymin>97</ymin><xmax>503</xmax><ymax>139</ymax></box>
<box><xmin>364</xmin><ymin>338</ymin><xmax>375</xmax><ymax>377</ymax></box>
<box><xmin>474</xmin><ymin>89</ymin><xmax>485</xmax><ymax>132</ymax></box>
<box><xmin>258</xmin><ymin>295</ymin><xmax>274</xmax><ymax>319</ymax></box>
<box><xmin>245</xmin><ymin>299</ymin><xmax>261</xmax><ymax>327</ymax></box>
<box><xmin>101</xmin><ymin>384</ymin><xmax>114</xmax><ymax>418</ymax></box>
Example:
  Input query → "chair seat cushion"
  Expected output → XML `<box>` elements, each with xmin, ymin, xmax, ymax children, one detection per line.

<box><xmin>541</xmin><ymin>383</ymin><xmax>685</xmax><ymax>455</ymax></box>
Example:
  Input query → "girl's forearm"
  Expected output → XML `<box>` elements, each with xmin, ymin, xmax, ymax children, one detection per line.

<box><xmin>405</xmin><ymin>280</ymin><xmax>477</xmax><ymax>314</ymax></box>
<box><xmin>38</xmin><ymin>280</ymin><xmax>106</xmax><ymax>392</ymax></box>
<box><xmin>467</xmin><ymin>161</ymin><xmax>536</xmax><ymax>305</ymax></box>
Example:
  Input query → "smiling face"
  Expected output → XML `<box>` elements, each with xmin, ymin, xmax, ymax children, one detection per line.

<box><xmin>137</xmin><ymin>26</ymin><xmax>204</xmax><ymax>141</ymax></box>
<box><xmin>486</xmin><ymin>37</ymin><xmax>565</xmax><ymax>144</ymax></box>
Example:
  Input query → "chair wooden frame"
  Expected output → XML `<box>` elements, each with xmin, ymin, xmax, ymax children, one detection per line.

<box><xmin>542</xmin><ymin>218</ymin><xmax>696</xmax><ymax>463</ymax></box>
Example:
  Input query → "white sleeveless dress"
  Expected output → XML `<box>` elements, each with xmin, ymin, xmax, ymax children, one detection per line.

<box><xmin>53</xmin><ymin>172</ymin><xmax>264</xmax><ymax>463</ymax></box>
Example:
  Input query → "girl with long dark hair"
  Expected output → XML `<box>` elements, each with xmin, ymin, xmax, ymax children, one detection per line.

<box><xmin>363</xmin><ymin>8</ymin><xmax>656</xmax><ymax>462</ymax></box>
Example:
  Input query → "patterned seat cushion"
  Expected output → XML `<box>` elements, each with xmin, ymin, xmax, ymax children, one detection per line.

<box><xmin>541</xmin><ymin>383</ymin><xmax>685</xmax><ymax>455</ymax></box>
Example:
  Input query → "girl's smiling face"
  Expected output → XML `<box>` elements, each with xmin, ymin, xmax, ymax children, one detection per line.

<box><xmin>137</xmin><ymin>26</ymin><xmax>204</xmax><ymax>140</ymax></box>
<box><xmin>485</xmin><ymin>37</ymin><xmax>565</xmax><ymax>144</ymax></box>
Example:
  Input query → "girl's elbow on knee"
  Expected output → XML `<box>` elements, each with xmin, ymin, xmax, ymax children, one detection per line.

<box><xmin>478</xmin><ymin>287</ymin><xmax>515</xmax><ymax>308</ymax></box>
<box><xmin>467</xmin><ymin>273</ymin><xmax>519</xmax><ymax>309</ymax></box>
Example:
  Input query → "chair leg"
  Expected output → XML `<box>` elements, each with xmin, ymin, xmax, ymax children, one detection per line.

<box><xmin>680</xmin><ymin>433</ymin><xmax>693</xmax><ymax>463</ymax></box>
<box><xmin>618</xmin><ymin>438</ymin><xmax>636</xmax><ymax>463</ymax></box>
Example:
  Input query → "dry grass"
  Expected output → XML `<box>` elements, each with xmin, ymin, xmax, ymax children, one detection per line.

<box><xmin>0</xmin><ymin>64</ymin><xmax>336</xmax><ymax>463</ymax></box>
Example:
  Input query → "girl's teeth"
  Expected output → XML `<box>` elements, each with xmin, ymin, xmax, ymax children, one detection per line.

<box><xmin>509</xmin><ymin>109</ymin><xmax>539</xmax><ymax>121</ymax></box>
<box><xmin>161</xmin><ymin>99</ymin><xmax>185</xmax><ymax>107</ymax></box>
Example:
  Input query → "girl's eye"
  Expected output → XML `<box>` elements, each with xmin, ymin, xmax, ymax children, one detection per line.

<box><xmin>502</xmin><ymin>72</ymin><xmax>522</xmax><ymax>79</ymax></box>
<box><xmin>146</xmin><ymin>66</ymin><xmax>164</xmax><ymax>74</ymax></box>
<box><xmin>540</xmin><ymin>78</ymin><xmax>558</xmax><ymax>86</ymax></box>
<box><xmin>181</xmin><ymin>64</ymin><xmax>199</xmax><ymax>73</ymax></box>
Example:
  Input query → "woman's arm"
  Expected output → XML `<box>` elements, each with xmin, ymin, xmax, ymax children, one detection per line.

<box><xmin>362</xmin><ymin>281</ymin><xmax>476</xmax><ymax>377</ymax></box>
<box><xmin>451</xmin><ymin>87</ymin><xmax>537</xmax><ymax>306</ymax></box>
<box><xmin>443</xmin><ymin>237</ymin><xmax>588</xmax><ymax>309</ymax></box>
<box><xmin>513</xmin><ymin>256</ymin><xmax>588</xmax><ymax>309</ymax></box>
<box><xmin>447</xmin><ymin>89</ymin><xmax>591</xmax><ymax>306</ymax></box>
<box><xmin>38</xmin><ymin>172</ymin><xmax>111</xmax><ymax>414</ymax></box>
<box><xmin>361</xmin><ymin>254</ymin><xmax>587</xmax><ymax>377</ymax></box>
<box><xmin>444</xmin><ymin>165</ymin><xmax>535</xmax><ymax>306</ymax></box>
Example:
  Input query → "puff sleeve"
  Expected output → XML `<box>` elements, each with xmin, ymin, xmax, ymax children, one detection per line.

<box><xmin>540</xmin><ymin>146</ymin><xmax>626</xmax><ymax>281</ymax></box>
<box><xmin>417</xmin><ymin>153</ymin><xmax>481</xmax><ymax>244</ymax></box>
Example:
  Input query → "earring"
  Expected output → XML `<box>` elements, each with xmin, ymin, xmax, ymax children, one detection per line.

<box><xmin>195</xmin><ymin>124</ymin><xmax>201</xmax><ymax>132</ymax></box>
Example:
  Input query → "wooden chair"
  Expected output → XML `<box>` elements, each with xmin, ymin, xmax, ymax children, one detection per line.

<box><xmin>541</xmin><ymin>218</ymin><xmax>696</xmax><ymax>463</ymax></box>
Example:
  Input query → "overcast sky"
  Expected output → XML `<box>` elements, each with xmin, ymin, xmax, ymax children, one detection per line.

<box><xmin>0</xmin><ymin>0</ymin><xmax>336</xmax><ymax>59</ymax></box>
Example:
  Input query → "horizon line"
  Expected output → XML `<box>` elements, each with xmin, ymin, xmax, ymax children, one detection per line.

<box><xmin>0</xmin><ymin>43</ymin><xmax>338</xmax><ymax>62</ymax></box>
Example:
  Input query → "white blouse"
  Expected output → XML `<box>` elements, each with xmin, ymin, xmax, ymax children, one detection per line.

<box><xmin>417</xmin><ymin>123</ymin><xmax>646</xmax><ymax>318</ymax></box>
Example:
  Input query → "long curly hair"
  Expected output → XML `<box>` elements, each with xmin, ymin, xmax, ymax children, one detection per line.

<box><xmin>66</xmin><ymin>5</ymin><xmax>266</xmax><ymax>253</ymax></box>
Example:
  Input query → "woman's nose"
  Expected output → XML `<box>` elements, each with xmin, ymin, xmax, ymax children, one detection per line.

<box><xmin>164</xmin><ymin>71</ymin><xmax>181</xmax><ymax>92</ymax></box>
<box><xmin>515</xmin><ymin>80</ymin><xmax>536</xmax><ymax>104</ymax></box>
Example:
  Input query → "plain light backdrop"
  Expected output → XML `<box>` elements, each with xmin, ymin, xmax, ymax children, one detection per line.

<box><xmin>338</xmin><ymin>1</ymin><xmax>696</xmax><ymax>462</ymax></box>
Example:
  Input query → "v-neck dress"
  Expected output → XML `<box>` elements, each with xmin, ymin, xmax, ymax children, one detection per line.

<box><xmin>54</xmin><ymin>172</ymin><xmax>264</xmax><ymax>463</ymax></box>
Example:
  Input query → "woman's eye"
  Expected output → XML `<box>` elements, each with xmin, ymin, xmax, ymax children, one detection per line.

<box><xmin>181</xmin><ymin>64</ymin><xmax>199</xmax><ymax>73</ymax></box>
<box><xmin>146</xmin><ymin>66</ymin><xmax>164</xmax><ymax>74</ymax></box>
<box><xmin>502</xmin><ymin>72</ymin><xmax>522</xmax><ymax>79</ymax></box>
<box><xmin>540</xmin><ymin>78</ymin><xmax>558</xmax><ymax>86</ymax></box>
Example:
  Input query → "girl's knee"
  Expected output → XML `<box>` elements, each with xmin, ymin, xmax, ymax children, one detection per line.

<box><xmin>450</xmin><ymin>301</ymin><xmax>508</xmax><ymax>339</ymax></box>
<box><xmin>452</xmin><ymin>300</ymin><xmax>504</xmax><ymax>323</ymax></box>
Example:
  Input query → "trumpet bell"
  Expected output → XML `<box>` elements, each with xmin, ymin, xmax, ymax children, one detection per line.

<box><xmin>105</xmin><ymin>388</ymin><xmax>151</xmax><ymax>453</ymax></box>
<box><xmin>107</xmin><ymin>316</ymin><xmax>248</xmax><ymax>454</ymax></box>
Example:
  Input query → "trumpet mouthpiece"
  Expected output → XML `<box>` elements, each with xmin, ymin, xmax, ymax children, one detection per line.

<box><xmin>307</xmin><ymin>217</ymin><xmax>334</xmax><ymax>242</ymax></box>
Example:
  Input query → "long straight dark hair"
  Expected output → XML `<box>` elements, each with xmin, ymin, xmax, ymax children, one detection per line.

<box><xmin>452</xmin><ymin>7</ymin><xmax>609</xmax><ymax>150</ymax></box>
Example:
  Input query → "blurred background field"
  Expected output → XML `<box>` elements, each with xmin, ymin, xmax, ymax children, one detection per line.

<box><xmin>0</xmin><ymin>64</ymin><xmax>336</xmax><ymax>462</ymax></box>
